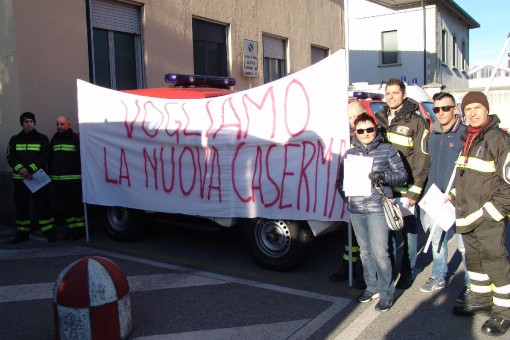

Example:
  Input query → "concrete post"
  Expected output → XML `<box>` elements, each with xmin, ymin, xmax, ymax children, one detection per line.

<box><xmin>53</xmin><ymin>256</ymin><xmax>132</xmax><ymax>339</ymax></box>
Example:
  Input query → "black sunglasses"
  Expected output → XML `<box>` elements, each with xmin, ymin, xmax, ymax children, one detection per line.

<box><xmin>356</xmin><ymin>127</ymin><xmax>376</xmax><ymax>134</ymax></box>
<box><xmin>432</xmin><ymin>105</ymin><xmax>455</xmax><ymax>113</ymax></box>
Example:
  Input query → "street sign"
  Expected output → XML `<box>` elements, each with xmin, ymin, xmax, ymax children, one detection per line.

<box><xmin>243</xmin><ymin>39</ymin><xmax>258</xmax><ymax>78</ymax></box>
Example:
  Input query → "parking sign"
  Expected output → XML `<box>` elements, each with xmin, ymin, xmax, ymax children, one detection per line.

<box><xmin>243</xmin><ymin>39</ymin><xmax>258</xmax><ymax>78</ymax></box>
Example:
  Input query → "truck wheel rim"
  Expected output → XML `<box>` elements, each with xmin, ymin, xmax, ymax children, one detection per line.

<box><xmin>255</xmin><ymin>220</ymin><xmax>291</xmax><ymax>258</ymax></box>
<box><xmin>107</xmin><ymin>207</ymin><xmax>128</xmax><ymax>231</ymax></box>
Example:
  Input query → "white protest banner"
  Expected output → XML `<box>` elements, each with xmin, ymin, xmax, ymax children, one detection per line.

<box><xmin>77</xmin><ymin>50</ymin><xmax>350</xmax><ymax>221</ymax></box>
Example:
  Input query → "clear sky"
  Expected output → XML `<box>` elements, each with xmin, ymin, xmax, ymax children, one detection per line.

<box><xmin>454</xmin><ymin>0</ymin><xmax>509</xmax><ymax>68</ymax></box>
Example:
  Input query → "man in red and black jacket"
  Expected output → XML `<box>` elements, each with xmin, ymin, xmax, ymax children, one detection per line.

<box><xmin>48</xmin><ymin>115</ymin><xmax>85</xmax><ymax>240</ymax></box>
<box><xmin>6</xmin><ymin>112</ymin><xmax>56</xmax><ymax>244</ymax></box>
<box><xmin>449</xmin><ymin>91</ymin><xmax>510</xmax><ymax>336</ymax></box>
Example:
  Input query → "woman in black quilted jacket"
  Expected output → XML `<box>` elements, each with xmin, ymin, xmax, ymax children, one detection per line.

<box><xmin>336</xmin><ymin>113</ymin><xmax>407</xmax><ymax>312</ymax></box>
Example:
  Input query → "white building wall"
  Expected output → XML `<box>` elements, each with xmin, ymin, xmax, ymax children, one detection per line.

<box><xmin>348</xmin><ymin>0</ymin><xmax>471</xmax><ymax>90</ymax></box>
<box><xmin>348</xmin><ymin>1</ymin><xmax>429</xmax><ymax>85</ymax></box>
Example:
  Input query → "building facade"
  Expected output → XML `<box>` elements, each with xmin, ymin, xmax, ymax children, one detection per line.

<box><xmin>0</xmin><ymin>0</ymin><xmax>344</xmax><ymax>224</ymax></box>
<box><xmin>469</xmin><ymin>64</ymin><xmax>510</xmax><ymax>88</ymax></box>
<box><xmin>347</xmin><ymin>0</ymin><xmax>479</xmax><ymax>89</ymax></box>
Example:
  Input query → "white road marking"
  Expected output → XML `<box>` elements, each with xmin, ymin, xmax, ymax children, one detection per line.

<box><xmin>288</xmin><ymin>301</ymin><xmax>350</xmax><ymax>340</ymax></box>
<box><xmin>0</xmin><ymin>246</ymin><xmax>86</xmax><ymax>260</ymax></box>
<box><xmin>0</xmin><ymin>273</ymin><xmax>228</xmax><ymax>303</ymax></box>
<box><xmin>333</xmin><ymin>300</ymin><xmax>381</xmax><ymax>339</ymax></box>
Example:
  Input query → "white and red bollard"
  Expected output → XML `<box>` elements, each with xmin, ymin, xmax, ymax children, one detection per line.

<box><xmin>53</xmin><ymin>256</ymin><xmax>132</xmax><ymax>339</ymax></box>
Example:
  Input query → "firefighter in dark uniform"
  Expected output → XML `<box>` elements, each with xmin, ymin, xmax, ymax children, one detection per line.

<box><xmin>375</xmin><ymin>78</ymin><xmax>430</xmax><ymax>289</ymax></box>
<box><xmin>449</xmin><ymin>92</ymin><xmax>510</xmax><ymax>336</ymax></box>
<box><xmin>6</xmin><ymin>112</ymin><xmax>56</xmax><ymax>244</ymax></box>
<box><xmin>48</xmin><ymin>115</ymin><xmax>85</xmax><ymax>240</ymax></box>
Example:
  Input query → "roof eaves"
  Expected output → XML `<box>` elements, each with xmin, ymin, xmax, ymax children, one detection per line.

<box><xmin>367</xmin><ymin>0</ymin><xmax>480</xmax><ymax>29</ymax></box>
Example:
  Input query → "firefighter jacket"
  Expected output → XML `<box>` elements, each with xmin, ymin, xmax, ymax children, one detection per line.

<box><xmin>6</xmin><ymin>129</ymin><xmax>50</xmax><ymax>181</ymax></box>
<box><xmin>450</xmin><ymin>115</ymin><xmax>510</xmax><ymax>234</ymax></box>
<box><xmin>375</xmin><ymin>99</ymin><xmax>430</xmax><ymax>201</ymax></box>
<box><xmin>48</xmin><ymin>129</ymin><xmax>81</xmax><ymax>183</ymax></box>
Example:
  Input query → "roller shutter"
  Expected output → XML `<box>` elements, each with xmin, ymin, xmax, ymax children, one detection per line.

<box><xmin>91</xmin><ymin>0</ymin><xmax>140</xmax><ymax>34</ymax></box>
<box><xmin>263</xmin><ymin>36</ymin><xmax>285</xmax><ymax>59</ymax></box>
<box><xmin>311</xmin><ymin>46</ymin><xmax>328</xmax><ymax>64</ymax></box>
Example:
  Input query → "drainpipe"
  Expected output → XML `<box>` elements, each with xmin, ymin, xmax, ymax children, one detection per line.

<box><xmin>422</xmin><ymin>0</ymin><xmax>426</xmax><ymax>84</ymax></box>
<box><xmin>344</xmin><ymin>0</ymin><xmax>350</xmax><ymax>87</ymax></box>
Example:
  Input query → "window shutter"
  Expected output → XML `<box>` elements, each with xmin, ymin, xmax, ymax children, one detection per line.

<box><xmin>192</xmin><ymin>19</ymin><xmax>226</xmax><ymax>43</ymax></box>
<box><xmin>91</xmin><ymin>0</ymin><xmax>141</xmax><ymax>34</ymax></box>
<box><xmin>263</xmin><ymin>36</ymin><xmax>285</xmax><ymax>59</ymax></box>
<box><xmin>311</xmin><ymin>47</ymin><xmax>328</xmax><ymax>64</ymax></box>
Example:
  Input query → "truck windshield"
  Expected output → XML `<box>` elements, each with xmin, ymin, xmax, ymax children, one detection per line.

<box><xmin>421</xmin><ymin>102</ymin><xmax>437</xmax><ymax>123</ymax></box>
<box><xmin>370</xmin><ymin>102</ymin><xmax>387</xmax><ymax>115</ymax></box>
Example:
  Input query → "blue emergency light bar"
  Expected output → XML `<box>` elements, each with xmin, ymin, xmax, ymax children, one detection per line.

<box><xmin>352</xmin><ymin>91</ymin><xmax>384</xmax><ymax>100</ymax></box>
<box><xmin>164</xmin><ymin>73</ymin><xmax>236</xmax><ymax>88</ymax></box>
<box><xmin>400</xmin><ymin>74</ymin><xmax>419</xmax><ymax>85</ymax></box>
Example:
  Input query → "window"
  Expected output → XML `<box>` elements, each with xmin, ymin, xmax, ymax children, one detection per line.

<box><xmin>452</xmin><ymin>36</ymin><xmax>457</xmax><ymax>68</ymax></box>
<box><xmin>192</xmin><ymin>19</ymin><xmax>228</xmax><ymax>77</ymax></box>
<box><xmin>483</xmin><ymin>66</ymin><xmax>492</xmax><ymax>78</ymax></box>
<box><xmin>89</xmin><ymin>0</ymin><xmax>143</xmax><ymax>90</ymax></box>
<box><xmin>311</xmin><ymin>46</ymin><xmax>328</xmax><ymax>65</ymax></box>
<box><xmin>441</xmin><ymin>29</ymin><xmax>448</xmax><ymax>64</ymax></box>
<box><xmin>263</xmin><ymin>35</ymin><xmax>287</xmax><ymax>84</ymax></box>
<box><xmin>461</xmin><ymin>40</ymin><xmax>467</xmax><ymax>71</ymax></box>
<box><xmin>381</xmin><ymin>30</ymin><xmax>398</xmax><ymax>64</ymax></box>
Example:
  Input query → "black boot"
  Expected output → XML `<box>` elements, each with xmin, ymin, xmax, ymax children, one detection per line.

<box><xmin>68</xmin><ymin>228</ymin><xmax>85</xmax><ymax>241</ymax></box>
<box><xmin>64</xmin><ymin>228</ymin><xmax>74</xmax><ymax>240</ymax></box>
<box><xmin>9</xmin><ymin>232</ymin><xmax>29</xmax><ymax>245</ymax></box>
<box><xmin>354</xmin><ymin>260</ymin><xmax>366</xmax><ymax>289</ymax></box>
<box><xmin>453</xmin><ymin>300</ymin><xmax>492</xmax><ymax>317</ymax></box>
<box><xmin>481</xmin><ymin>316</ymin><xmax>510</xmax><ymax>336</ymax></box>
<box><xmin>329</xmin><ymin>260</ymin><xmax>350</xmax><ymax>282</ymax></box>
<box><xmin>45</xmin><ymin>229</ymin><xmax>57</xmax><ymax>243</ymax></box>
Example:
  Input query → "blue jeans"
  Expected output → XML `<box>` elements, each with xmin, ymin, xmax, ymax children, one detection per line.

<box><xmin>390</xmin><ymin>212</ymin><xmax>419</xmax><ymax>277</ymax></box>
<box><xmin>421</xmin><ymin>212</ymin><xmax>470</xmax><ymax>285</ymax></box>
<box><xmin>350</xmin><ymin>212</ymin><xmax>394</xmax><ymax>300</ymax></box>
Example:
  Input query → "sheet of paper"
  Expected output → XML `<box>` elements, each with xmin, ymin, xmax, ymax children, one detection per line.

<box><xmin>343</xmin><ymin>155</ymin><xmax>373</xmax><ymax>197</ymax></box>
<box><xmin>418</xmin><ymin>183</ymin><xmax>456</xmax><ymax>231</ymax></box>
<box><xmin>395</xmin><ymin>197</ymin><xmax>415</xmax><ymax>217</ymax></box>
<box><xmin>23</xmin><ymin>168</ymin><xmax>51</xmax><ymax>193</ymax></box>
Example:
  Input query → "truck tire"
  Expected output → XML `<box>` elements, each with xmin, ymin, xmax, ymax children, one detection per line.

<box><xmin>241</xmin><ymin>219</ymin><xmax>314</xmax><ymax>271</ymax></box>
<box><xmin>102</xmin><ymin>206</ymin><xmax>144</xmax><ymax>241</ymax></box>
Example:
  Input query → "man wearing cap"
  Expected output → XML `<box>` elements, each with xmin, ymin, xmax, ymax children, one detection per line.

<box><xmin>448</xmin><ymin>91</ymin><xmax>510</xmax><ymax>336</ymax></box>
<box><xmin>48</xmin><ymin>115</ymin><xmax>85</xmax><ymax>240</ymax></box>
<box><xmin>6</xmin><ymin>112</ymin><xmax>57</xmax><ymax>243</ymax></box>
